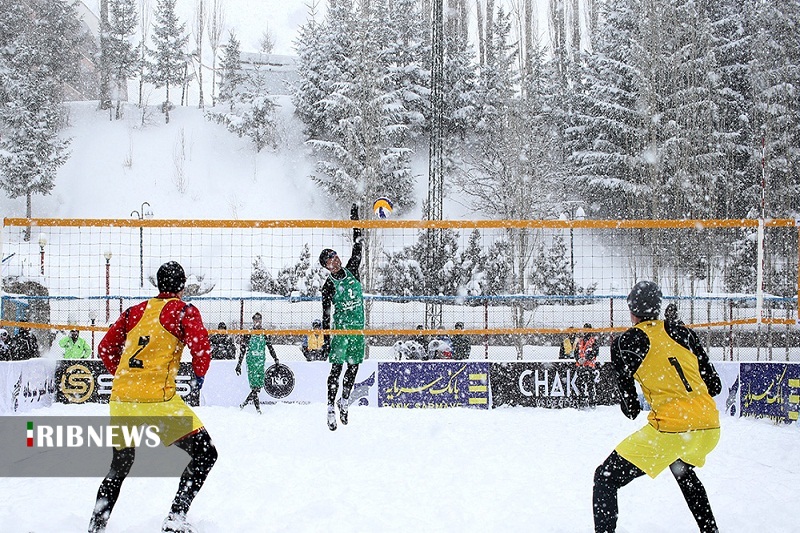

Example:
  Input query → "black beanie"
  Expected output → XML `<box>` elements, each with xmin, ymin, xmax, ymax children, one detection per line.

<box><xmin>627</xmin><ymin>280</ymin><xmax>662</xmax><ymax>319</ymax></box>
<box><xmin>319</xmin><ymin>248</ymin><xmax>336</xmax><ymax>267</ymax></box>
<box><xmin>157</xmin><ymin>261</ymin><xmax>186</xmax><ymax>293</ymax></box>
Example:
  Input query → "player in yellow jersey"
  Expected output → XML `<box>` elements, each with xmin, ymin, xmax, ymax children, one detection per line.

<box><xmin>88</xmin><ymin>262</ymin><xmax>217</xmax><ymax>533</ymax></box>
<box><xmin>593</xmin><ymin>281</ymin><xmax>722</xmax><ymax>533</ymax></box>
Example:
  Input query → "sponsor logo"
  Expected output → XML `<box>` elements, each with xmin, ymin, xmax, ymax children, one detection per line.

<box><xmin>263</xmin><ymin>364</ymin><xmax>295</xmax><ymax>398</ymax></box>
<box><xmin>378</xmin><ymin>362</ymin><xmax>490</xmax><ymax>409</ymax></box>
<box><xmin>59</xmin><ymin>364</ymin><xmax>96</xmax><ymax>403</ymax></box>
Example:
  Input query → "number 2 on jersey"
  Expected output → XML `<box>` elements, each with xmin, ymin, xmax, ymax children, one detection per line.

<box><xmin>128</xmin><ymin>336</ymin><xmax>150</xmax><ymax>369</ymax></box>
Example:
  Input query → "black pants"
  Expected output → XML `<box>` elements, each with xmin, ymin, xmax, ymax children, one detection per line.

<box><xmin>327</xmin><ymin>363</ymin><xmax>359</xmax><ymax>405</ymax></box>
<box><xmin>593</xmin><ymin>451</ymin><xmax>718</xmax><ymax>533</ymax></box>
<box><xmin>90</xmin><ymin>428</ymin><xmax>218</xmax><ymax>528</ymax></box>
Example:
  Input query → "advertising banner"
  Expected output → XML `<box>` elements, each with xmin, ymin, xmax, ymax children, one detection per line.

<box><xmin>0</xmin><ymin>359</ymin><xmax>58</xmax><ymax>414</ymax></box>
<box><xmin>201</xmin><ymin>361</ymin><xmax>379</xmax><ymax>407</ymax></box>
<box><xmin>490</xmin><ymin>362</ymin><xmax>618</xmax><ymax>408</ymax></box>
<box><xmin>740</xmin><ymin>362</ymin><xmax>800</xmax><ymax>424</ymax></box>
<box><xmin>55</xmin><ymin>360</ymin><xmax>200</xmax><ymax>407</ymax></box>
<box><xmin>377</xmin><ymin>362</ymin><xmax>490</xmax><ymax>409</ymax></box>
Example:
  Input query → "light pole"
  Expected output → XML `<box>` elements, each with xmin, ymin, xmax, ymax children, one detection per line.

<box><xmin>560</xmin><ymin>202</ymin><xmax>585</xmax><ymax>295</ymax></box>
<box><xmin>89</xmin><ymin>309</ymin><xmax>97</xmax><ymax>357</ymax></box>
<box><xmin>104</xmin><ymin>250</ymin><xmax>112</xmax><ymax>322</ymax></box>
<box><xmin>130</xmin><ymin>201</ymin><xmax>153</xmax><ymax>287</ymax></box>
<box><xmin>38</xmin><ymin>234</ymin><xmax>47</xmax><ymax>275</ymax></box>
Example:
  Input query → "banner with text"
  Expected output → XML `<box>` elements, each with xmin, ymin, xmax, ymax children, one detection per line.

<box><xmin>490</xmin><ymin>362</ymin><xmax>618</xmax><ymax>408</ymax></box>
<box><xmin>55</xmin><ymin>360</ymin><xmax>200</xmax><ymax>407</ymax></box>
<box><xmin>201</xmin><ymin>361</ymin><xmax>379</xmax><ymax>407</ymax></box>
<box><xmin>0</xmin><ymin>359</ymin><xmax>58</xmax><ymax>414</ymax></box>
<box><xmin>740</xmin><ymin>362</ymin><xmax>800</xmax><ymax>424</ymax></box>
<box><xmin>377</xmin><ymin>362</ymin><xmax>490</xmax><ymax>409</ymax></box>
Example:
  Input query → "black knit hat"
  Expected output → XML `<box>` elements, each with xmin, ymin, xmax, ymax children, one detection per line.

<box><xmin>319</xmin><ymin>248</ymin><xmax>337</xmax><ymax>267</ymax></box>
<box><xmin>157</xmin><ymin>261</ymin><xmax>186</xmax><ymax>293</ymax></box>
<box><xmin>627</xmin><ymin>280</ymin><xmax>662</xmax><ymax>319</ymax></box>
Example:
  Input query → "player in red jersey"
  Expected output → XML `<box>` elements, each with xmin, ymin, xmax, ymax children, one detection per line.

<box><xmin>88</xmin><ymin>262</ymin><xmax>217</xmax><ymax>533</ymax></box>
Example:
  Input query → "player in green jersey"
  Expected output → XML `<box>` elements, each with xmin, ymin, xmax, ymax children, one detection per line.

<box><xmin>319</xmin><ymin>204</ymin><xmax>364</xmax><ymax>430</ymax></box>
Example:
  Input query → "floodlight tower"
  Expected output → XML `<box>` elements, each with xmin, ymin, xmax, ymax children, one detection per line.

<box><xmin>425</xmin><ymin>0</ymin><xmax>445</xmax><ymax>330</ymax></box>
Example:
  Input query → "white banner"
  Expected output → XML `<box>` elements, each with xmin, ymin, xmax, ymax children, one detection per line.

<box><xmin>712</xmin><ymin>361</ymin><xmax>741</xmax><ymax>418</ymax></box>
<box><xmin>200</xmin><ymin>360</ymin><xmax>379</xmax><ymax>407</ymax></box>
<box><xmin>0</xmin><ymin>359</ymin><xmax>58</xmax><ymax>414</ymax></box>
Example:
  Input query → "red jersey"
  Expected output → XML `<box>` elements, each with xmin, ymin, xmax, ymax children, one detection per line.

<box><xmin>99</xmin><ymin>293</ymin><xmax>211</xmax><ymax>402</ymax></box>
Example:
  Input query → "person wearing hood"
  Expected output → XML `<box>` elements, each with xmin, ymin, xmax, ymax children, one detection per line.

<box><xmin>59</xmin><ymin>329</ymin><xmax>91</xmax><ymax>359</ymax></box>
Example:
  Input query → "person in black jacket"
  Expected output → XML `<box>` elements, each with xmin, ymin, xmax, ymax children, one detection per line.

<box><xmin>10</xmin><ymin>323</ymin><xmax>39</xmax><ymax>360</ymax></box>
<box><xmin>593</xmin><ymin>281</ymin><xmax>722</xmax><ymax>533</ymax></box>
<box><xmin>209</xmin><ymin>322</ymin><xmax>237</xmax><ymax>359</ymax></box>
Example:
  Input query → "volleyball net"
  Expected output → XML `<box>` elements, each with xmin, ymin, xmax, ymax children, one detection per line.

<box><xmin>1</xmin><ymin>217</ymin><xmax>798</xmax><ymax>361</ymax></box>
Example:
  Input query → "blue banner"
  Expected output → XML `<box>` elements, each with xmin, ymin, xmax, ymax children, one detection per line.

<box><xmin>740</xmin><ymin>362</ymin><xmax>800</xmax><ymax>424</ymax></box>
<box><xmin>377</xmin><ymin>362</ymin><xmax>490</xmax><ymax>409</ymax></box>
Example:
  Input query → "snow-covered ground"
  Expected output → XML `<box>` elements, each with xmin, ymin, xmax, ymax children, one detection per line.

<box><xmin>0</xmin><ymin>401</ymin><xmax>795</xmax><ymax>533</ymax></box>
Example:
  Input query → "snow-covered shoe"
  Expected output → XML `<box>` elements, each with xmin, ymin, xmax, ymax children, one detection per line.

<box><xmin>337</xmin><ymin>397</ymin><xmax>349</xmax><ymax>425</ymax></box>
<box><xmin>162</xmin><ymin>512</ymin><xmax>196</xmax><ymax>533</ymax></box>
<box><xmin>327</xmin><ymin>405</ymin><xmax>337</xmax><ymax>431</ymax></box>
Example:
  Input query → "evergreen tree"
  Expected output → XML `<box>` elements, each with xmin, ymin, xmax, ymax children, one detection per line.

<box><xmin>0</xmin><ymin>0</ymin><xmax>80</xmax><ymax>236</ymax></box>
<box><xmin>215</xmin><ymin>32</ymin><xmax>245</xmax><ymax>107</ymax></box>
<box><xmin>149</xmin><ymin>0</ymin><xmax>189</xmax><ymax>123</ymax></box>
<box><xmin>107</xmin><ymin>0</ymin><xmax>139</xmax><ymax>119</ymax></box>
<box><xmin>208</xmin><ymin>31</ymin><xmax>278</xmax><ymax>152</ymax></box>
<box><xmin>307</xmin><ymin>0</ymin><xmax>415</xmax><ymax>214</ymax></box>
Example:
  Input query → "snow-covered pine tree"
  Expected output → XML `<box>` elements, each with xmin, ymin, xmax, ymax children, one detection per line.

<box><xmin>307</xmin><ymin>0</ymin><xmax>415</xmax><ymax>214</ymax></box>
<box><xmin>215</xmin><ymin>32</ymin><xmax>244</xmax><ymax>107</ymax></box>
<box><xmin>529</xmin><ymin>234</ymin><xmax>574</xmax><ymax>298</ymax></box>
<box><xmin>208</xmin><ymin>31</ymin><xmax>278</xmax><ymax>152</ymax></box>
<box><xmin>0</xmin><ymin>0</ymin><xmax>80</xmax><ymax>238</ymax></box>
<box><xmin>567</xmin><ymin>0</ymin><xmax>647</xmax><ymax>219</ymax></box>
<box><xmin>292</xmin><ymin>1</ymin><xmax>327</xmax><ymax>138</ymax></box>
<box><xmin>149</xmin><ymin>0</ymin><xmax>189</xmax><ymax>123</ymax></box>
<box><xmin>107</xmin><ymin>0</ymin><xmax>139</xmax><ymax>119</ymax></box>
<box><xmin>749</xmin><ymin>0</ymin><xmax>800</xmax><ymax>219</ymax></box>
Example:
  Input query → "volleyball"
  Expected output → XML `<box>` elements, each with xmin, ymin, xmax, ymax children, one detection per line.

<box><xmin>373</xmin><ymin>197</ymin><xmax>394</xmax><ymax>218</ymax></box>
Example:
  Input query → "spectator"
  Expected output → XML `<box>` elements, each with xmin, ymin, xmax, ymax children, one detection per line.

<box><xmin>209</xmin><ymin>322</ymin><xmax>237</xmax><ymax>360</ymax></box>
<box><xmin>664</xmin><ymin>302</ymin><xmax>684</xmax><ymax>325</ymax></box>
<box><xmin>427</xmin><ymin>336</ymin><xmax>453</xmax><ymax>359</ymax></box>
<box><xmin>451</xmin><ymin>322</ymin><xmax>471</xmax><ymax>360</ymax></box>
<box><xmin>559</xmin><ymin>327</ymin><xmax>576</xmax><ymax>360</ymax></box>
<box><xmin>10</xmin><ymin>323</ymin><xmax>39</xmax><ymax>360</ymax></box>
<box><xmin>301</xmin><ymin>319</ymin><xmax>326</xmax><ymax>361</ymax></box>
<box><xmin>574</xmin><ymin>323</ymin><xmax>599</xmax><ymax>408</ymax></box>
<box><xmin>0</xmin><ymin>329</ymin><xmax>9</xmax><ymax>360</ymax></box>
<box><xmin>59</xmin><ymin>329</ymin><xmax>91</xmax><ymax>359</ymax></box>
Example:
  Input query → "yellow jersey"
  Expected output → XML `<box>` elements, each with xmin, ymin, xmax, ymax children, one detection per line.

<box><xmin>634</xmin><ymin>320</ymin><xmax>719</xmax><ymax>432</ymax></box>
<box><xmin>111</xmin><ymin>298</ymin><xmax>186</xmax><ymax>402</ymax></box>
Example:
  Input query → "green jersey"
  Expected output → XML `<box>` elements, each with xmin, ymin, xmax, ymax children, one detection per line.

<box><xmin>331</xmin><ymin>269</ymin><xmax>364</xmax><ymax>329</ymax></box>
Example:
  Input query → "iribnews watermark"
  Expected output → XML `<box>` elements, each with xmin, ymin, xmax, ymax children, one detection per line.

<box><xmin>2</xmin><ymin>416</ymin><xmax>192</xmax><ymax>477</ymax></box>
<box><xmin>26</xmin><ymin>420</ymin><xmax>161</xmax><ymax>448</ymax></box>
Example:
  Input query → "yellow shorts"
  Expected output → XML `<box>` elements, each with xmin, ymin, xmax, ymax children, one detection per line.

<box><xmin>615</xmin><ymin>424</ymin><xmax>720</xmax><ymax>478</ymax></box>
<box><xmin>109</xmin><ymin>394</ymin><xmax>204</xmax><ymax>447</ymax></box>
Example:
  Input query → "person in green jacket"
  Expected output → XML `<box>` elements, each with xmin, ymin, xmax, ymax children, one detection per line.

<box><xmin>59</xmin><ymin>329</ymin><xmax>91</xmax><ymax>359</ymax></box>
<box><xmin>235</xmin><ymin>312</ymin><xmax>278</xmax><ymax>414</ymax></box>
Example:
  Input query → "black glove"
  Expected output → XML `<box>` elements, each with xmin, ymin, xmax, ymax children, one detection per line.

<box><xmin>235</xmin><ymin>364</ymin><xmax>242</xmax><ymax>376</ymax></box>
<box><xmin>350</xmin><ymin>203</ymin><xmax>359</xmax><ymax>221</ymax></box>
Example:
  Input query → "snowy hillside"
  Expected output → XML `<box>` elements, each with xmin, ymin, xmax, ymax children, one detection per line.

<box><xmin>0</xmin><ymin>97</ymin><xmax>331</xmax><ymax>221</ymax></box>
